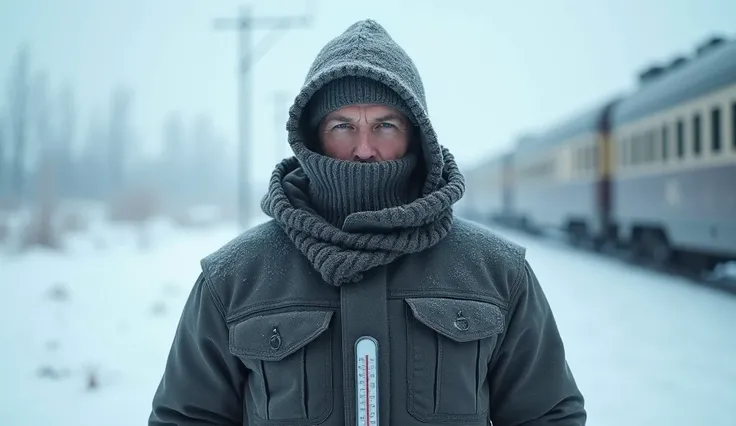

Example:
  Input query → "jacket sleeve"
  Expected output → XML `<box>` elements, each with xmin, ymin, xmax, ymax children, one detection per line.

<box><xmin>149</xmin><ymin>272</ymin><xmax>246</xmax><ymax>425</ymax></box>
<box><xmin>488</xmin><ymin>259</ymin><xmax>586</xmax><ymax>426</ymax></box>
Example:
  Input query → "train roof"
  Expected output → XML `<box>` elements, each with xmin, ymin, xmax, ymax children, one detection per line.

<box><xmin>514</xmin><ymin>98</ymin><xmax>616</xmax><ymax>154</ymax></box>
<box><xmin>612</xmin><ymin>36</ymin><xmax>736</xmax><ymax>126</ymax></box>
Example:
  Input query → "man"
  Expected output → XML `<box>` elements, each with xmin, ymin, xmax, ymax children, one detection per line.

<box><xmin>149</xmin><ymin>19</ymin><xmax>586</xmax><ymax>426</ymax></box>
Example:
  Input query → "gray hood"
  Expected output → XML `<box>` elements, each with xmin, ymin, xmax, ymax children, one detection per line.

<box><xmin>262</xmin><ymin>19</ymin><xmax>465</xmax><ymax>286</ymax></box>
<box><xmin>286</xmin><ymin>19</ymin><xmax>445</xmax><ymax>196</ymax></box>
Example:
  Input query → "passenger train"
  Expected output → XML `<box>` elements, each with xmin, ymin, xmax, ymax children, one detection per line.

<box><xmin>462</xmin><ymin>35</ymin><xmax>736</xmax><ymax>271</ymax></box>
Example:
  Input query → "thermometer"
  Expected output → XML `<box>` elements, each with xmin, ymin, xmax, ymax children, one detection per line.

<box><xmin>355</xmin><ymin>336</ymin><xmax>379</xmax><ymax>426</ymax></box>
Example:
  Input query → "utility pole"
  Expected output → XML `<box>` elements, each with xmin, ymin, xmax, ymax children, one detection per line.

<box><xmin>213</xmin><ymin>4</ymin><xmax>312</xmax><ymax>229</ymax></box>
<box><xmin>273</xmin><ymin>90</ymin><xmax>291</xmax><ymax>163</ymax></box>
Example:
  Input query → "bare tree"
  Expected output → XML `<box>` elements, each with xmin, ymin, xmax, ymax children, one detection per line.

<box><xmin>56</xmin><ymin>84</ymin><xmax>76</xmax><ymax>198</ymax></box>
<box><xmin>0</xmin><ymin>113</ymin><xmax>5</xmax><ymax>200</ymax></box>
<box><xmin>7</xmin><ymin>44</ymin><xmax>31</xmax><ymax>205</ymax></box>
<box><xmin>31</xmin><ymin>70</ymin><xmax>53</xmax><ymax>196</ymax></box>
<box><xmin>80</xmin><ymin>112</ymin><xmax>107</xmax><ymax>200</ymax></box>
<box><xmin>23</xmin><ymin>70</ymin><xmax>59</xmax><ymax>249</ymax></box>
<box><xmin>191</xmin><ymin>113</ymin><xmax>217</xmax><ymax>204</ymax></box>
<box><xmin>212</xmin><ymin>131</ymin><xmax>235</xmax><ymax>215</ymax></box>
<box><xmin>32</xmin><ymin>71</ymin><xmax>52</xmax><ymax>151</ymax></box>
<box><xmin>161</xmin><ymin>111</ymin><xmax>186</xmax><ymax>206</ymax></box>
<box><xmin>108</xmin><ymin>86</ymin><xmax>133</xmax><ymax>196</ymax></box>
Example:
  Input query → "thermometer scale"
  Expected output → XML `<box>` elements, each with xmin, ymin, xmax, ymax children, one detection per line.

<box><xmin>355</xmin><ymin>336</ymin><xmax>379</xmax><ymax>426</ymax></box>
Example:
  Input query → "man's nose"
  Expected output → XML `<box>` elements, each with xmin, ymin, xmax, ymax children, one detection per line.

<box><xmin>353</xmin><ymin>129</ymin><xmax>375</xmax><ymax>160</ymax></box>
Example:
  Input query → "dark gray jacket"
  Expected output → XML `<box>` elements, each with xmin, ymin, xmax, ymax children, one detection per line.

<box><xmin>149</xmin><ymin>220</ymin><xmax>585</xmax><ymax>425</ymax></box>
<box><xmin>149</xmin><ymin>19</ymin><xmax>585</xmax><ymax>426</ymax></box>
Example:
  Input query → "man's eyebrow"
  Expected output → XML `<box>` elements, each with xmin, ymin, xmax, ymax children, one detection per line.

<box><xmin>371</xmin><ymin>113</ymin><xmax>405</xmax><ymax>123</ymax></box>
<box><xmin>325</xmin><ymin>114</ymin><xmax>357</xmax><ymax>123</ymax></box>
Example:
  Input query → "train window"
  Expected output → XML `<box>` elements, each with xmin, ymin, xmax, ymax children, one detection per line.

<box><xmin>677</xmin><ymin>119</ymin><xmax>685</xmax><ymax>158</ymax></box>
<box><xmin>581</xmin><ymin>147</ymin><xmax>587</xmax><ymax>171</ymax></box>
<box><xmin>582</xmin><ymin>146</ymin><xmax>588</xmax><ymax>171</ymax></box>
<box><xmin>630</xmin><ymin>135</ymin><xmax>638</xmax><ymax>165</ymax></box>
<box><xmin>587</xmin><ymin>145</ymin><xmax>593</xmax><ymax>171</ymax></box>
<box><xmin>652</xmin><ymin>128</ymin><xmax>660</xmax><ymax>162</ymax></box>
<box><xmin>661</xmin><ymin>124</ymin><xmax>668</xmax><ymax>161</ymax></box>
<box><xmin>634</xmin><ymin>134</ymin><xmax>643</xmax><ymax>165</ymax></box>
<box><xmin>693</xmin><ymin>113</ymin><xmax>702</xmax><ymax>156</ymax></box>
<box><xmin>640</xmin><ymin>132</ymin><xmax>648</xmax><ymax>163</ymax></box>
<box><xmin>640</xmin><ymin>131</ymin><xmax>648</xmax><ymax>164</ymax></box>
<box><xmin>620</xmin><ymin>138</ymin><xmax>627</xmax><ymax>166</ymax></box>
<box><xmin>711</xmin><ymin>107</ymin><xmax>721</xmax><ymax>153</ymax></box>
<box><xmin>629</xmin><ymin>137</ymin><xmax>634</xmax><ymax>165</ymax></box>
<box><xmin>592</xmin><ymin>144</ymin><xmax>598</xmax><ymax>170</ymax></box>
<box><xmin>732</xmin><ymin>101</ymin><xmax>736</xmax><ymax>149</ymax></box>
<box><xmin>639</xmin><ymin>132</ymin><xmax>646</xmax><ymax>164</ymax></box>
<box><xmin>647</xmin><ymin>129</ymin><xmax>655</xmax><ymax>163</ymax></box>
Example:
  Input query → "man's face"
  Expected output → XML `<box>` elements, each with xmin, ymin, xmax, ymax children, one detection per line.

<box><xmin>319</xmin><ymin>104</ymin><xmax>411</xmax><ymax>162</ymax></box>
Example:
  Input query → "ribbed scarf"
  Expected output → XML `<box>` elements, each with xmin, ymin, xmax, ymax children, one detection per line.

<box><xmin>302</xmin><ymin>153</ymin><xmax>418</xmax><ymax>228</ymax></box>
<box><xmin>261</xmin><ymin>146</ymin><xmax>464</xmax><ymax>286</ymax></box>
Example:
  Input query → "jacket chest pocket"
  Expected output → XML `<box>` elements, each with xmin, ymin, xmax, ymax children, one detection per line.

<box><xmin>405</xmin><ymin>297</ymin><xmax>505</xmax><ymax>423</ymax></box>
<box><xmin>229</xmin><ymin>309</ymin><xmax>334</xmax><ymax>425</ymax></box>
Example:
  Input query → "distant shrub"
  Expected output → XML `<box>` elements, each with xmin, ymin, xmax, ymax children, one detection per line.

<box><xmin>59</xmin><ymin>210</ymin><xmax>88</xmax><ymax>233</ymax></box>
<box><xmin>0</xmin><ymin>217</ymin><xmax>8</xmax><ymax>245</ymax></box>
<box><xmin>108</xmin><ymin>186</ymin><xmax>160</xmax><ymax>223</ymax></box>
<box><xmin>21</xmin><ymin>202</ymin><xmax>61</xmax><ymax>249</ymax></box>
<box><xmin>20</xmin><ymin>156</ymin><xmax>62</xmax><ymax>250</ymax></box>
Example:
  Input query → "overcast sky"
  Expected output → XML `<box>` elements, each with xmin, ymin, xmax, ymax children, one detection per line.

<box><xmin>1</xmin><ymin>0</ymin><xmax>735</xmax><ymax>182</ymax></box>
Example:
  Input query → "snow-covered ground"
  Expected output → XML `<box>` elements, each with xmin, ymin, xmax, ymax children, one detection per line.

<box><xmin>492</xmin><ymin>226</ymin><xmax>736</xmax><ymax>426</ymax></box>
<box><xmin>1</xmin><ymin>214</ymin><xmax>735</xmax><ymax>426</ymax></box>
<box><xmin>0</xmin><ymin>211</ymin><xmax>266</xmax><ymax>426</ymax></box>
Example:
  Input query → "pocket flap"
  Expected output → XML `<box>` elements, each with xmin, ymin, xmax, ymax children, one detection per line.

<box><xmin>229</xmin><ymin>310</ymin><xmax>334</xmax><ymax>361</ymax></box>
<box><xmin>405</xmin><ymin>298</ymin><xmax>504</xmax><ymax>343</ymax></box>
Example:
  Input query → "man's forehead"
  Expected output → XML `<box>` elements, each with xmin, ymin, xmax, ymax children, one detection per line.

<box><xmin>324</xmin><ymin>104</ymin><xmax>407</xmax><ymax>122</ymax></box>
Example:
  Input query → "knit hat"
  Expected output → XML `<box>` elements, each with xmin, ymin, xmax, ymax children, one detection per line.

<box><xmin>305</xmin><ymin>76</ymin><xmax>417</xmax><ymax>130</ymax></box>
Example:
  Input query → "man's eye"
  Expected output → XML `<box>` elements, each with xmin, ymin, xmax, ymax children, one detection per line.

<box><xmin>332</xmin><ymin>123</ymin><xmax>350</xmax><ymax>130</ymax></box>
<box><xmin>378</xmin><ymin>123</ymin><xmax>397</xmax><ymax>129</ymax></box>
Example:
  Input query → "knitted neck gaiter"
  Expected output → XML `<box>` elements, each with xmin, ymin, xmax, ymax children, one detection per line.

<box><xmin>261</xmin><ymin>146</ymin><xmax>463</xmax><ymax>286</ymax></box>
<box><xmin>301</xmin><ymin>153</ymin><xmax>418</xmax><ymax>228</ymax></box>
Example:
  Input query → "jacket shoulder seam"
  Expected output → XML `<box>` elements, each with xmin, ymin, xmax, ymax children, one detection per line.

<box><xmin>508</xmin><ymin>245</ymin><xmax>528</xmax><ymax>307</ymax></box>
<box><xmin>201</xmin><ymin>267</ymin><xmax>228</xmax><ymax>320</ymax></box>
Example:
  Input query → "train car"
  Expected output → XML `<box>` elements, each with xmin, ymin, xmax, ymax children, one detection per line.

<box><xmin>511</xmin><ymin>100</ymin><xmax>618</xmax><ymax>241</ymax></box>
<box><xmin>458</xmin><ymin>160</ymin><xmax>486</xmax><ymax>222</ymax></box>
<box><xmin>499</xmin><ymin>151</ymin><xmax>515</xmax><ymax>224</ymax></box>
<box><xmin>460</xmin><ymin>151</ymin><xmax>511</xmax><ymax>223</ymax></box>
<box><xmin>609</xmin><ymin>36</ymin><xmax>736</xmax><ymax>267</ymax></box>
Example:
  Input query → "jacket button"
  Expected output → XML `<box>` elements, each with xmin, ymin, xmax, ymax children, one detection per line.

<box><xmin>454</xmin><ymin>311</ymin><xmax>469</xmax><ymax>331</ymax></box>
<box><xmin>269</xmin><ymin>328</ymin><xmax>282</xmax><ymax>350</ymax></box>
